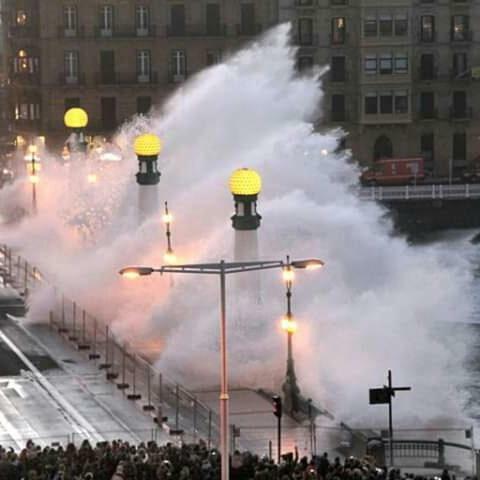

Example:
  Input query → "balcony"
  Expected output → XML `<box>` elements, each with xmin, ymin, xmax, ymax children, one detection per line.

<box><xmin>8</xmin><ymin>25</ymin><xmax>38</xmax><ymax>38</ymax></box>
<box><xmin>57</xmin><ymin>26</ymin><xmax>86</xmax><ymax>38</ymax></box>
<box><xmin>166</xmin><ymin>24</ymin><xmax>227</xmax><ymax>37</ymax></box>
<box><xmin>95</xmin><ymin>72</ymin><xmax>158</xmax><ymax>85</ymax></box>
<box><xmin>294</xmin><ymin>34</ymin><xmax>318</xmax><ymax>47</ymax></box>
<box><xmin>449</xmin><ymin>106</ymin><xmax>473</xmax><ymax>120</ymax></box>
<box><xmin>450</xmin><ymin>30</ymin><xmax>473</xmax><ymax>42</ymax></box>
<box><xmin>236</xmin><ymin>24</ymin><xmax>263</xmax><ymax>36</ymax></box>
<box><xmin>10</xmin><ymin>72</ymin><xmax>40</xmax><ymax>86</ymax></box>
<box><xmin>417</xmin><ymin>68</ymin><xmax>438</xmax><ymax>81</ymax></box>
<box><xmin>330</xmin><ymin>70</ymin><xmax>348</xmax><ymax>82</ymax></box>
<box><xmin>419</xmin><ymin>108</ymin><xmax>438</xmax><ymax>120</ymax></box>
<box><xmin>58</xmin><ymin>73</ymin><xmax>86</xmax><ymax>86</ymax></box>
<box><xmin>94</xmin><ymin>25</ymin><xmax>157</xmax><ymax>38</ymax></box>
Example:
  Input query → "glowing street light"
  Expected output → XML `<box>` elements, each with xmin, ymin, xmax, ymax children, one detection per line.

<box><xmin>64</xmin><ymin>107</ymin><xmax>89</xmax><ymax>153</ymax></box>
<box><xmin>163</xmin><ymin>202</ymin><xmax>177</xmax><ymax>266</ymax></box>
<box><xmin>119</xmin><ymin>256</ymin><xmax>323</xmax><ymax>480</ymax></box>
<box><xmin>229</xmin><ymin>168</ymin><xmax>262</xmax><ymax>231</ymax></box>
<box><xmin>87</xmin><ymin>173</ymin><xmax>98</xmax><ymax>184</ymax></box>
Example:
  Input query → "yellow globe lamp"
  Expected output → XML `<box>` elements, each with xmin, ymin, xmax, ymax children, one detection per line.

<box><xmin>229</xmin><ymin>168</ymin><xmax>262</xmax><ymax>196</ymax></box>
<box><xmin>229</xmin><ymin>168</ymin><xmax>262</xmax><ymax>231</ymax></box>
<box><xmin>134</xmin><ymin>134</ymin><xmax>162</xmax><ymax>157</ymax></box>
<box><xmin>64</xmin><ymin>108</ymin><xmax>89</xmax><ymax>129</ymax></box>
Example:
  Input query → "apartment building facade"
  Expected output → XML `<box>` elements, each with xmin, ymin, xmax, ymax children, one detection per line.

<box><xmin>281</xmin><ymin>0</ymin><xmax>480</xmax><ymax>176</ymax></box>
<box><xmin>4</xmin><ymin>0</ymin><xmax>278</xmax><ymax>144</ymax></box>
<box><xmin>0</xmin><ymin>0</ymin><xmax>9</xmax><ymax>135</ymax></box>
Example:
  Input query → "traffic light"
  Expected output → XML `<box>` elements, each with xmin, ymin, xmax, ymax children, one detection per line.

<box><xmin>272</xmin><ymin>395</ymin><xmax>282</xmax><ymax>418</ymax></box>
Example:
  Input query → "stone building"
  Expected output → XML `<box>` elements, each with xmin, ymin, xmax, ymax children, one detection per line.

<box><xmin>3</xmin><ymin>0</ymin><xmax>278</xmax><ymax>145</ymax></box>
<box><xmin>281</xmin><ymin>0</ymin><xmax>480</xmax><ymax>176</ymax></box>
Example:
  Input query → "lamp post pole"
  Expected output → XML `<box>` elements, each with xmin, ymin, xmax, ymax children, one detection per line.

<box><xmin>30</xmin><ymin>152</ymin><xmax>37</xmax><ymax>214</ymax></box>
<box><xmin>119</xmin><ymin>258</ymin><xmax>324</xmax><ymax>480</ymax></box>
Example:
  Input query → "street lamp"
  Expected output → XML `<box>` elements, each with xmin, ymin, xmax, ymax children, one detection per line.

<box><xmin>162</xmin><ymin>201</ymin><xmax>176</xmax><ymax>264</ymax></box>
<box><xmin>119</xmin><ymin>257</ymin><xmax>324</xmax><ymax>480</ymax></box>
<box><xmin>26</xmin><ymin>144</ymin><xmax>39</xmax><ymax>214</ymax></box>
<box><xmin>229</xmin><ymin>168</ymin><xmax>262</xmax><ymax>231</ymax></box>
<box><xmin>64</xmin><ymin>107</ymin><xmax>89</xmax><ymax>153</ymax></box>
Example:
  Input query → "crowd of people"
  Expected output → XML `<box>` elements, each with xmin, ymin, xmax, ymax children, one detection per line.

<box><xmin>0</xmin><ymin>438</ymin><xmax>463</xmax><ymax>480</ymax></box>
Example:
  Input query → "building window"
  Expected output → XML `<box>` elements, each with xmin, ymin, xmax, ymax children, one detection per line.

<box><xmin>394</xmin><ymin>91</ymin><xmax>408</xmax><ymax>113</ymax></box>
<box><xmin>452</xmin><ymin>132</ymin><xmax>466</xmax><ymax>161</ymax></box>
<box><xmin>364</xmin><ymin>16</ymin><xmax>377</xmax><ymax>37</ymax></box>
<box><xmin>420</xmin><ymin>54</ymin><xmax>435</xmax><ymax>80</ymax></box>
<box><xmin>13</xmin><ymin>50</ymin><xmax>38</xmax><ymax>74</ymax></box>
<box><xmin>64</xmin><ymin>6</ymin><xmax>77</xmax><ymax>32</ymax></box>
<box><xmin>379</xmin><ymin>54</ymin><xmax>393</xmax><ymax>74</ymax></box>
<box><xmin>452</xmin><ymin>52</ymin><xmax>468</xmax><ymax>78</ymax></box>
<box><xmin>331</xmin><ymin>56</ymin><xmax>345</xmax><ymax>81</ymax></box>
<box><xmin>298</xmin><ymin>18</ymin><xmax>313</xmax><ymax>45</ymax></box>
<box><xmin>100</xmin><ymin>5</ymin><xmax>114</xmax><ymax>35</ymax></box>
<box><xmin>297</xmin><ymin>56</ymin><xmax>314</xmax><ymax>71</ymax></box>
<box><xmin>136</xmin><ymin>6</ymin><xmax>149</xmax><ymax>35</ymax></box>
<box><xmin>374</xmin><ymin>135</ymin><xmax>393</xmax><ymax>161</ymax></box>
<box><xmin>15</xmin><ymin>102</ymin><xmax>40</xmax><ymax>121</ymax></box>
<box><xmin>452</xmin><ymin>91</ymin><xmax>467</xmax><ymax>118</ymax></box>
<box><xmin>206</xmin><ymin>49</ymin><xmax>222</xmax><ymax>66</ymax></box>
<box><xmin>170</xmin><ymin>4</ymin><xmax>186</xmax><ymax>35</ymax></box>
<box><xmin>137</xmin><ymin>50</ymin><xmax>151</xmax><ymax>82</ymax></box>
<box><xmin>364</xmin><ymin>55</ymin><xmax>377</xmax><ymax>74</ymax></box>
<box><xmin>394</xmin><ymin>53</ymin><xmax>408</xmax><ymax>74</ymax></box>
<box><xmin>64</xmin><ymin>51</ymin><xmax>79</xmax><ymax>82</ymax></box>
<box><xmin>420</xmin><ymin>16</ymin><xmax>435</xmax><ymax>42</ymax></box>
<box><xmin>100</xmin><ymin>50</ymin><xmax>115</xmax><ymax>84</ymax></box>
<box><xmin>420</xmin><ymin>92</ymin><xmax>435</xmax><ymax>118</ymax></box>
<box><xmin>65</xmin><ymin>98</ymin><xmax>80</xmax><ymax>111</ymax></box>
<box><xmin>240</xmin><ymin>3</ymin><xmax>256</xmax><ymax>35</ymax></box>
<box><xmin>16</xmin><ymin>10</ymin><xmax>28</xmax><ymax>25</ymax></box>
<box><xmin>331</xmin><ymin>94</ymin><xmax>345</xmax><ymax>121</ymax></box>
<box><xmin>380</xmin><ymin>93</ymin><xmax>393</xmax><ymax>114</ymax></box>
<box><xmin>365</xmin><ymin>93</ymin><xmax>377</xmax><ymax>114</ymax></box>
<box><xmin>137</xmin><ymin>96</ymin><xmax>151</xmax><ymax>115</ymax></box>
<box><xmin>206</xmin><ymin>3</ymin><xmax>221</xmax><ymax>35</ymax></box>
<box><xmin>101</xmin><ymin>97</ymin><xmax>116</xmax><ymax>130</ymax></box>
<box><xmin>394</xmin><ymin>14</ymin><xmax>408</xmax><ymax>36</ymax></box>
<box><xmin>451</xmin><ymin>15</ymin><xmax>469</xmax><ymax>41</ymax></box>
<box><xmin>421</xmin><ymin>132</ymin><xmax>434</xmax><ymax>164</ymax></box>
<box><xmin>171</xmin><ymin>50</ymin><xmax>186</xmax><ymax>81</ymax></box>
<box><xmin>331</xmin><ymin>17</ymin><xmax>346</xmax><ymax>44</ymax></box>
<box><xmin>379</xmin><ymin>14</ymin><xmax>393</xmax><ymax>36</ymax></box>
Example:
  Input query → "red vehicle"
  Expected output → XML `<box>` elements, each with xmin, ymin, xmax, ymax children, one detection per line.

<box><xmin>360</xmin><ymin>157</ymin><xmax>425</xmax><ymax>186</ymax></box>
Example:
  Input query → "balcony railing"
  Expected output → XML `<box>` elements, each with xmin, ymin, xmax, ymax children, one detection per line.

<box><xmin>57</xmin><ymin>26</ymin><xmax>86</xmax><ymax>38</ymax></box>
<box><xmin>419</xmin><ymin>108</ymin><xmax>438</xmax><ymax>120</ymax></box>
<box><xmin>449</xmin><ymin>106</ymin><xmax>473</xmax><ymax>120</ymax></box>
<box><xmin>166</xmin><ymin>24</ymin><xmax>227</xmax><ymax>37</ymax></box>
<box><xmin>58</xmin><ymin>73</ymin><xmax>86</xmax><ymax>86</ymax></box>
<box><xmin>330</xmin><ymin>70</ymin><xmax>348</xmax><ymax>82</ymax></box>
<box><xmin>8</xmin><ymin>25</ymin><xmax>39</xmax><ymax>38</ymax></box>
<box><xmin>94</xmin><ymin>25</ymin><xmax>157</xmax><ymax>38</ymax></box>
<box><xmin>168</xmin><ymin>71</ymin><xmax>188</xmax><ymax>84</ymax></box>
<box><xmin>417</xmin><ymin>68</ymin><xmax>438</xmax><ymax>81</ymax></box>
<box><xmin>235</xmin><ymin>24</ymin><xmax>263</xmax><ymax>36</ymax></box>
<box><xmin>95</xmin><ymin>72</ymin><xmax>158</xmax><ymax>85</ymax></box>
<box><xmin>10</xmin><ymin>72</ymin><xmax>40</xmax><ymax>85</ymax></box>
<box><xmin>450</xmin><ymin>30</ymin><xmax>472</xmax><ymax>42</ymax></box>
<box><xmin>450</xmin><ymin>68</ymin><xmax>471</xmax><ymax>80</ymax></box>
<box><xmin>417</xmin><ymin>30</ymin><xmax>436</xmax><ymax>43</ymax></box>
<box><xmin>329</xmin><ymin>32</ymin><xmax>348</xmax><ymax>45</ymax></box>
<box><xmin>294</xmin><ymin>34</ymin><xmax>318</xmax><ymax>47</ymax></box>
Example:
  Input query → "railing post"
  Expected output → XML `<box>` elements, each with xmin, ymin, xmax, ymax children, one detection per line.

<box><xmin>269</xmin><ymin>440</ymin><xmax>272</xmax><ymax>461</ymax></box>
<box><xmin>59</xmin><ymin>295</ymin><xmax>68</xmax><ymax>333</ymax></box>
<box><xmin>193</xmin><ymin>397</ymin><xmax>198</xmax><ymax>442</ymax></box>
<box><xmin>117</xmin><ymin>342</ymin><xmax>129</xmax><ymax>390</ymax></box>
<box><xmin>466</xmin><ymin>183</ymin><xmax>470</xmax><ymax>198</ymax></box>
<box><xmin>16</xmin><ymin>256</ymin><xmax>21</xmax><ymax>280</ymax></box>
<box><xmin>127</xmin><ymin>354</ymin><xmax>141</xmax><ymax>400</ymax></box>
<box><xmin>99</xmin><ymin>325</ymin><xmax>111</xmax><ymax>369</ymax></box>
<box><xmin>143</xmin><ymin>365</ymin><xmax>155</xmax><ymax>411</ymax></box>
<box><xmin>49</xmin><ymin>310</ymin><xmax>54</xmax><ymax>329</ymax></box>
<box><xmin>69</xmin><ymin>301</ymin><xmax>78</xmax><ymax>341</ymax></box>
<box><xmin>156</xmin><ymin>372</ymin><xmax>164</xmax><ymax>424</ymax></box>
<box><xmin>438</xmin><ymin>438</ymin><xmax>445</xmax><ymax>467</ymax></box>
<box><xmin>208</xmin><ymin>410</ymin><xmax>212</xmax><ymax>449</ymax></box>
<box><xmin>175</xmin><ymin>384</ymin><xmax>180</xmax><ymax>430</ymax></box>
<box><xmin>89</xmin><ymin>318</ymin><xmax>100</xmax><ymax>360</ymax></box>
<box><xmin>405</xmin><ymin>185</ymin><xmax>409</xmax><ymax>200</ymax></box>
<box><xmin>78</xmin><ymin>310</ymin><xmax>90</xmax><ymax>350</ymax></box>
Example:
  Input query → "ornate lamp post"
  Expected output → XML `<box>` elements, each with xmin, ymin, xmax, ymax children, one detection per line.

<box><xmin>119</xmin><ymin>257</ymin><xmax>323</xmax><ymax>479</ymax></box>
<box><xmin>134</xmin><ymin>133</ymin><xmax>162</xmax><ymax>220</ymax></box>
<box><xmin>64</xmin><ymin>107</ymin><xmax>89</xmax><ymax>154</ymax></box>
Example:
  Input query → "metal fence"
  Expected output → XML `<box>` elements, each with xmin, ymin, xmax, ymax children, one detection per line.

<box><xmin>0</xmin><ymin>244</ymin><xmax>220</xmax><ymax>448</ymax></box>
<box><xmin>358</xmin><ymin>184</ymin><xmax>480</xmax><ymax>201</ymax></box>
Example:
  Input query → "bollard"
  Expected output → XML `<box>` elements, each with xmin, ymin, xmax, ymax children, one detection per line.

<box><xmin>78</xmin><ymin>310</ymin><xmax>90</xmax><ymax>350</ymax></box>
<box><xmin>89</xmin><ymin>318</ymin><xmax>101</xmax><ymax>360</ymax></box>
<box><xmin>143</xmin><ymin>364</ymin><xmax>155</xmax><ymax>411</ymax></box>
<box><xmin>68</xmin><ymin>302</ymin><xmax>78</xmax><ymax>341</ymax></box>
<box><xmin>127</xmin><ymin>354</ymin><xmax>141</xmax><ymax>400</ymax></box>
<box><xmin>58</xmin><ymin>295</ymin><xmax>68</xmax><ymax>333</ymax></box>
<box><xmin>99</xmin><ymin>325</ymin><xmax>112</xmax><ymax>369</ymax></box>
<box><xmin>116</xmin><ymin>343</ymin><xmax>129</xmax><ymax>390</ymax></box>
<box><xmin>106</xmin><ymin>338</ymin><xmax>119</xmax><ymax>380</ymax></box>
<box><xmin>154</xmin><ymin>373</ymin><xmax>165</xmax><ymax>424</ymax></box>
<box><xmin>269</xmin><ymin>440</ymin><xmax>272</xmax><ymax>461</ymax></box>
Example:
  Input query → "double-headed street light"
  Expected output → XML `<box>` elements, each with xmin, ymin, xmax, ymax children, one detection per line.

<box><xmin>119</xmin><ymin>257</ymin><xmax>324</xmax><ymax>480</ymax></box>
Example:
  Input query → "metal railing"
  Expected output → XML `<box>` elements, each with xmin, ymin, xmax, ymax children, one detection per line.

<box><xmin>0</xmin><ymin>245</ymin><xmax>220</xmax><ymax>448</ymax></box>
<box><xmin>358</xmin><ymin>184</ymin><xmax>480</xmax><ymax>201</ymax></box>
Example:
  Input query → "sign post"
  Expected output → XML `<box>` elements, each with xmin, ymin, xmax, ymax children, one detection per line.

<box><xmin>369</xmin><ymin>370</ymin><xmax>411</xmax><ymax>467</ymax></box>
